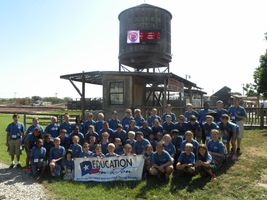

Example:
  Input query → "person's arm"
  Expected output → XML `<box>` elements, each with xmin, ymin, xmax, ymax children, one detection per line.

<box><xmin>160</xmin><ymin>160</ymin><xmax>173</xmax><ymax>168</ymax></box>
<box><xmin>6</xmin><ymin>133</ymin><xmax>9</xmax><ymax>146</ymax></box>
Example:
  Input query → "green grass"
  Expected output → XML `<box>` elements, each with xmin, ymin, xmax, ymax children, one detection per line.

<box><xmin>1</xmin><ymin>113</ymin><xmax>267</xmax><ymax>200</ymax></box>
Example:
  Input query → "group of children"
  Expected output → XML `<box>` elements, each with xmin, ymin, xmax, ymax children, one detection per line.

<box><xmin>5</xmin><ymin>96</ymin><xmax>247</xmax><ymax>181</ymax></box>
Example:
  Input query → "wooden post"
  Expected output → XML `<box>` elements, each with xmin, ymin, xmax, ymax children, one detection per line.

<box><xmin>23</xmin><ymin>113</ymin><xmax>27</xmax><ymax>129</ymax></box>
<box><xmin>260</xmin><ymin>107</ymin><xmax>264</xmax><ymax>129</ymax></box>
<box><xmin>81</xmin><ymin>72</ymin><xmax>86</xmax><ymax>120</ymax></box>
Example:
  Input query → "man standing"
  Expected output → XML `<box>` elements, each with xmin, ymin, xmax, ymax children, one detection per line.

<box><xmin>6</xmin><ymin>114</ymin><xmax>25</xmax><ymax>168</ymax></box>
<box><xmin>228</xmin><ymin>97</ymin><xmax>247</xmax><ymax>154</ymax></box>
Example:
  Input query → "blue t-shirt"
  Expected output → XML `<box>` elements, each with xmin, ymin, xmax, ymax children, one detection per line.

<box><xmin>228</xmin><ymin>106</ymin><xmax>247</xmax><ymax>123</ymax></box>
<box><xmin>108</xmin><ymin>118</ymin><xmax>120</xmax><ymax>131</ymax></box>
<box><xmin>198</xmin><ymin>109</ymin><xmax>215</xmax><ymax>124</ymax></box>
<box><xmin>95</xmin><ymin>120</ymin><xmax>104</xmax><ymax>134</ymax></box>
<box><xmin>49</xmin><ymin>145</ymin><xmax>66</xmax><ymax>161</ymax></box>
<box><xmin>163</xmin><ymin>143</ymin><xmax>176</xmax><ymax>156</ymax></box>
<box><xmin>121</xmin><ymin>117</ymin><xmax>134</xmax><ymax>130</ymax></box>
<box><xmin>178</xmin><ymin>151</ymin><xmax>195</xmax><ymax>164</ymax></box>
<box><xmin>207</xmin><ymin>140</ymin><xmax>225</xmax><ymax>155</ymax></box>
<box><xmin>70</xmin><ymin>143</ymin><xmax>83</xmax><ymax>158</ymax></box>
<box><xmin>101</xmin><ymin>143</ymin><xmax>109</xmax><ymax>155</ymax></box>
<box><xmin>214</xmin><ymin>109</ymin><xmax>228</xmax><ymax>123</ymax></box>
<box><xmin>181</xmin><ymin>140</ymin><xmax>199</xmax><ymax>155</ymax></box>
<box><xmin>45</xmin><ymin>123</ymin><xmax>60</xmax><ymax>138</ymax></box>
<box><xmin>134</xmin><ymin>139</ymin><xmax>150</xmax><ymax>155</ymax></box>
<box><xmin>26</xmin><ymin>124</ymin><xmax>44</xmax><ymax>135</ymax></box>
<box><xmin>99</xmin><ymin>128</ymin><xmax>114</xmax><ymax>140</ymax></box>
<box><xmin>184</xmin><ymin>111</ymin><xmax>199</xmax><ymax>122</ymax></box>
<box><xmin>59</xmin><ymin>122</ymin><xmax>73</xmax><ymax>135</ymax></box>
<box><xmin>197</xmin><ymin>152</ymin><xmax>213</xmax><ymax>163</ymax></box>
<box><xmin>152</xmin><ymin>150</ymin><xmax>173</xmax><ymax>166</ymax></box>
<box><xmin>172</xmin><ymin>136</ymin><xmax>183</xmax><ymax>151</ymax></box>
<box><xmin>6</xmin><ymin>122</ymin><xmax>25</xmax><ymax>139</ymax></box>
<box><xmin>134</xmin><ymin>117</ymin><xmax>145</xmax><ymax>128</ymax></box>
<box><xmin>31</xmin><ymin>146</ymin><xmax>46</xmax><ymax>161</ymax></box>
<box><xmin>218</xmin><ymin>121</ymin><xmax>238</xmax><ymax>142</ymax></box>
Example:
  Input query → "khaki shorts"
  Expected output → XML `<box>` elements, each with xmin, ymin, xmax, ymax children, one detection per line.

<box><xmin>8</xmin><ymin>139</ymin><xmax>21</xmax><ymax>156</ymax></box>
<box><xmin>236</xmin><ymin>121</ymin><xmax>244</xmax><ymax>139</ymax></box>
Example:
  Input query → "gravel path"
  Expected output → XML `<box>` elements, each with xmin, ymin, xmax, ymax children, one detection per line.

<box><xmin>0</xmin><ymin>162</ymin><xmax>46</xmax><ymax>200</ymax></box>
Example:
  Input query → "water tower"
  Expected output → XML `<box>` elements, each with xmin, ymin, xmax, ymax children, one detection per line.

<box><xmin>118</xmin><ymin>4</ymin><xmax>172</xmax><ymax>72</ymax></box>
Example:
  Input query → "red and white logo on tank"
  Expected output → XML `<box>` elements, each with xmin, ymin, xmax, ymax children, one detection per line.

<box><xmin>127</xmin><ymin>30</ymin><xmax>140</xmax><ymax>43</ymax></box>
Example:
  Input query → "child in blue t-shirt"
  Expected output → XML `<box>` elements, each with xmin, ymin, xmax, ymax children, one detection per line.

<box><xmin>31</xmin><ymin>139</ymin><xmax>46</xmax><ymax>178</ymax></box>
<box><xmin>195</xmin><ymin>144</ymin><xmax>216</xmax><ymax>180</ymax></box>
<box><xmin>69</xmin><ymin>135</ymin><xmax>83</xmax><ymax>158</ymax></box>
<box><xmin>149</xmin><ymin>142</ymin><xmax>174</xmax><ymax>181</ymax></box>
<box><xmin>181</xmin><ymin>131</ymin><xmax>199</xmax><ymax>155</ymax></box>
<box><xmin>114</xmin><ymin>138</ymin><xmax>124</xmax><ymax>155</ymax></box>
<box><xmin>144</xmin><ymin>144</ymin><xmax>154</xmax><ymax>172</ymax></box>
<box><xmin>202</xmin><ymin>115</ymin><xmax>219</xmax><ymax>143</ymax></box>
<box><xmin>176</xmin><ymin>143</ymin><xmax>195</xmax><ymax>175</ymax></box>
<box><xmin>62</xmin><ymin>150</ymin><xmax>74</xmax><ymax>180</ymax></box>
<box><xmin>125</xmin><ymin>131</ymin><xmax>136</xmax><ymax>150</ymax></box>
<box><xmin>49</xmin><ymin>137</ymin><xmax>66</xmax><ymax>177</ymax></box>
<box><xmin>162</xmin><ymin>134</ymin><xmax>176</xmax><ymax>158</ymax></box>
<box><xmin>207</xmin><ymin>129</ymin><xmax>226</xmax><ymax>168</ymax></box>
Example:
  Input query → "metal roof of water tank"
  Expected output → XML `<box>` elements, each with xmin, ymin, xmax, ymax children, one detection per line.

<box><xmin>118</xmin><ymin>4</ymin><xmax>172</xmax><ymax>70</ymax></box>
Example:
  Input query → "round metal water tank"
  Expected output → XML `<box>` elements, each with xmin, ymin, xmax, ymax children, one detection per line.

<box><xmin>118</xmin><ymin>4</ymin><xmax>172</xmax><ymax>70</ymax></box>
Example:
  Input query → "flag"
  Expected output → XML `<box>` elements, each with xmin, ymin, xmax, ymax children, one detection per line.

<box><xmin>80</xmin><ymin>161</ymin><xmax>92</xmax><ymax>176</ymax></box>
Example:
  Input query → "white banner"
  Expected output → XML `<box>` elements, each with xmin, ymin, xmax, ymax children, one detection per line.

<box><xmin>74</xmin><ymin>155</ymin><xmax>144</xmax><ymax>182</ymax></box>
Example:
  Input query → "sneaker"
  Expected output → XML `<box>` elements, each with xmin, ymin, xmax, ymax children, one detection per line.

<box><xmin>16</xmin><ymin>163</ymin><xmax>22</xmax><ymax>168</ymax></box>
<box><xmin>232</xmin><ymin>154</ymin><xmax>238</xmax><ymax>161</ymax></box>
<box><xmin>9</xmin><ymin>163</ymin><xmax>15</xmax><ymax>169</ymax></box>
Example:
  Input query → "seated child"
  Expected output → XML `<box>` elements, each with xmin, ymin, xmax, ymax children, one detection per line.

<box><xmin>207</xmin><ymin>129</ymin><xmax>226</xmax><ymax>168</ymax></box>
<box><xmin>31</xmin><ymin>139</ymin><xmax>46</xmax><ymax>178</ymax></box>
<box><xmin>176</xmin><ymin>143</ymin><xmax>195</xmax><ymax>175</ymax></box>
<box><xmin>69</xmin><ymin>135</ymin><xmax>83</xmax><ymax>158</ymax></box>
<box><xmin>170</xmin><ymin>129</ymin><xmax>183</xmax><ymax>160</ymax></box>
<box><xmin>105</xmin><ymin>143</ymin><xmax>119</xmax><ymax>157</ymax></box>
<box><xmin>92</xmin><ymin>144</ymin><xmax>105</xmax><ymax>158</ymax></box>
<box><xmin>62</xmin><ymin>150</ymin><xmax>74</xmax><ymax>180</ymax></box>
<box><xmin>79</xmin><ymin>142</ymin><xmax>93</xmax><ymax>158</ymax></box>
<box><xmin>162</xmin><ymin>134</ymin><xmax>176</xmax><ymax>158</ymax></box>
<box><xmin>186</xmin><ymin>115</ymin><xmax>202</xmax><ymax>142</ymax></box>
<box><xmin>49</xmin><ymin>137</ymin><xmax>66</xmax><ymax>177</ymax></box>
<box><xmin>114</xmin><ymin>138</ymin><xmax>124</xmax><ymax>155</ymax></box>
<box><xmin>195</xmin><ymin>144</ymin><xmax>216</xmax><ymax>180</ymax></box>
<box><xmin>144</xmin><ymin>144</ymin><xmax>154</xmax><ymax>173</ymax></box>
<box><xmin>149</xmin><ymin>142</ymin><xmax>174</xmax><ymax>182</ymax></box>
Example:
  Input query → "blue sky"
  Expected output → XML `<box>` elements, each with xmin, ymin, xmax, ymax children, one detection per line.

<box><xmin>0</xmin><ymin>0</ymin><xmax>266</xmax><ymax>99</ymax></box>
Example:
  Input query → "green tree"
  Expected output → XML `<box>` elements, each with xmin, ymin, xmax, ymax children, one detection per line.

<box><xmin>254</xmin><ymin>33</ymin><xmax>267</xmax><ymax>98</ymax></box>
<box><xmin>242</xmin><ymin>83</ymin><xmax>257</xmax><ymax>96</ymax></box>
